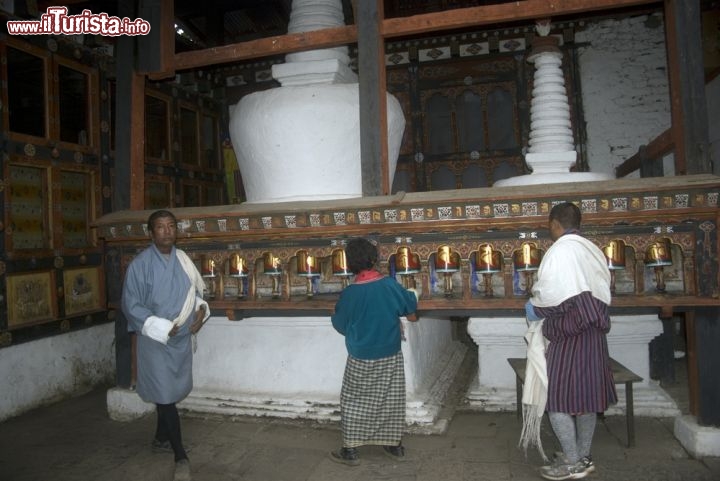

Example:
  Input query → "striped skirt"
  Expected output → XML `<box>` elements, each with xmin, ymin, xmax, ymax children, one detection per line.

<box><xmin>340</xmin><ymin>351</ymin><xmax>406</xmax><ymax>448</ymax></box>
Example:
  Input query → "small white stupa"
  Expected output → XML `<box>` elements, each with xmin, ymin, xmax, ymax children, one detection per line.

<box><xmin>495</xmin><ymin>19</ymin><xmax>611</xmax><ymax>187</ymax></box>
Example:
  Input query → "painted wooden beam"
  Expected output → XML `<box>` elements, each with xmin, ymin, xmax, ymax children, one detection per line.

<box><xmin>173</xmin><ymin>0</ymin><xmax>657</xmax><ymax>71</ymax></box>
<box><xmin>382</xmin><ymin>0</ymin><xmax>657</xmax><ymax>38</ymax></box>
<box><xmin>174</xmin><ymin>25</ymin><xmax>358</xmax><ymax>71</ymax></box>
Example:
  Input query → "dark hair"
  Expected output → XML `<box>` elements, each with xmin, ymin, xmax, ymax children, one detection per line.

<box><xmin>345</xmin><ymin>238</ymin><xmax>378</xmax><ymax>274</ymax></box>
<box><xmin>549</xmin><ymin>202</ymin><xmax>581</xmax><ymax>230</ymax></box>
<box><xmin>147</xmin><ymin>209</ymin><xmax>177</xmax><ymax>232</ymax></box>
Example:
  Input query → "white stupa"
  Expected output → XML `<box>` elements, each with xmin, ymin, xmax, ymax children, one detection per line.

<box><xmin>229</xmin><ymin>0</ymin><xmax>406</xmax><ymax>203</ymax></box>
<box><xmin>495</xmin><ymin>20</ymin><xmax>611</xmax><ymax>187</ymax></box>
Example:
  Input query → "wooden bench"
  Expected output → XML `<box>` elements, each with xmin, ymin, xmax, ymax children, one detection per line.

<box><xmin>507</xmin><ymin>357</ymin><xmax>643</xmax><ymax>447</ymax></box>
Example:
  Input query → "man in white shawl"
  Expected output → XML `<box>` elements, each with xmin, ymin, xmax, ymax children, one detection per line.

<box><xmin>122</xmin><ymin>210</ymin><xmax>210</xmax><ymax>481</ymax></box>
<box><xmin>525</xmin><ymin>202</ymin><xmax>617</xmax><ymax>481</ymax></box>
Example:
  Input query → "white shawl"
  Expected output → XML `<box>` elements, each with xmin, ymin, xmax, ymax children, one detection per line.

<box><xmin>173</xmin><ymin>249</ymin><xmax>208</xmax><ymax>327</ymax></box>
<box><xmin>531</xmin><ymin>234</ymin><xmax>611</xmax><ymax>307</ymax></box>
<box><xmin>519</xmin><ymin>319</ymin><xmax>548</xmax><ymax>461</ymax></box>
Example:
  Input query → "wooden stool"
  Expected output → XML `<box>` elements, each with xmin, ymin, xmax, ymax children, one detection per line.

<box><xmin>507</xmin><ymin>357</ymin><xmax>643</xmax><ymax>447</ymax></box>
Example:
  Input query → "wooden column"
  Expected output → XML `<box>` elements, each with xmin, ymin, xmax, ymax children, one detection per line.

<box><xmin>663</xmin><ymin>0</ymin><xmax>711</xmax><ymax>175</ymax></box>
<box><xmin>113</xmin><ymin>0</ymin><xmax>146</xmax><ymax>387</ymax></box>
<box><xmin>113</xmin><ymin>0</ymin><xmax>136</xmax><ymax>212</ymax></box>
<box><xmin>138</xmin><ymin>0</ymin><xmax>175</xmax><ymax>78</ymax></box>
<box><xmin>689</xmin><ymin>308</ymin><xmax>720</xmax><ymax>426</ymax></box>
<box><xmin>357</xmin><ymin>0</ymin><xmax>389</xmax><ymax>196</ymax></box>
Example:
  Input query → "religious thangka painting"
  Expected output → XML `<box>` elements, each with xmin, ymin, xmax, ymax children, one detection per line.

<box><xmin>63</xmin><ymin>267</ymin><xmax>105</xmax><ymax>316</ymax></box>
<box><xmin>6</xmin><ymin>271</ymin><xmax>57</xmax><ymax>328</ymax></box>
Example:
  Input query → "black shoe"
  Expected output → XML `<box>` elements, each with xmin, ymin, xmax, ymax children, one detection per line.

<box><xmin>151</xmin><ymin>439</ymin><xmax>192</xmax><ymax>454</ymax></box>
<box><xmin>383</xmin><ymin>444</ymin><xmax>405</xmax><ymax>460</ymax></box>
<box><xmin>329</xmin><ymin>447</ymin><xmax>360</xmax><ymax>466</ymax></box>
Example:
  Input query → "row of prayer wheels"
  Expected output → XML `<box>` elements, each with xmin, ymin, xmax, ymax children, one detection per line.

<box><xmin>200</xmin><ymin>250</ymin><xmax>344</xmax><ymax>278</ymax></box>
<box><xmin>200</xmin><ymin>239</ymin><xmax>674</xmax><ymax>278</ymax></box>
<box><xmin>394</xmin><ymin>243</ymin><xmax>539</xmax><ymax>275</ymax></box>
<box><xmin>200</xmin><ymin>244</ymin><xmax>541</xmax><ymax>282</ymax></box>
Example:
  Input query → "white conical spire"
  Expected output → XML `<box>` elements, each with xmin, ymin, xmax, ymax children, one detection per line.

<box><xmin>272</xmin><ymin>0</ymin><xmax>357</xmax><ymax>86</ymax></box>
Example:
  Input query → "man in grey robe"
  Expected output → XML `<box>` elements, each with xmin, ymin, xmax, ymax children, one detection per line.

<box><xmin>121</xmin><ymin>210</ymin><xmax>209</xmax><ymax>481</ymax></box>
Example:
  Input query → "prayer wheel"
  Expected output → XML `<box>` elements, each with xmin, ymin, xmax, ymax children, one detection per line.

<box><xmin>476</xmin><ymin>244</ymin><xmax>503</xmax><ymax>273</ymax></box>
<box><xmin>201</xmin><ymin>256</ymin><xmax>217</xmax><ymax>277</ymax></box>
<box><xmin>513</xmin><ymin>242</ymin><xmax>542</xmax><ymax>271</ymax></box>
<box><xmin>435</xmin><ymin>245</ymin><xmax>460</xmax><ymax>272</ymax></box>
<box><xmin>296</xmin><ymin>250</ymin><xmax>321</xmax><ymax>276</ymax></box>
<box><xmin>603</xmin><ymin>240</ymin><xmax>627</xmax><ymax>270</ymax></box>
<box><xmin>331</xmin><ymin>248</ymin><xmax>352</xmax><ymax>276</ymax></box>
<box><xmin>644</xmin><ymin>239</ymin><xmax>672</xmax><ymax>267</ymax></box>
<box><xmin>229</xmin><ymin>253</ymin><xmax>249</xmax><ymax>277</ymax></box>
<box><xmin>395</xmin><ymin>246</ymin><xmax>421</xmax><ymax>274</ymax></box>
<box><xmin>263</xmin><ymin>252</ymin><xmax>282</xmax><ymax>274</ymax></box>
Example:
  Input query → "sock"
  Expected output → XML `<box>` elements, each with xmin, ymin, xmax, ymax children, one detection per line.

<box><xmin>548</xmin><ymin>411</ymin><xmax>579</xmax><ymax>464</ymax></box>
<box><xmin>576</xmin><ymin>412</ymin><xmax>597</xmax><ymax>459</ymax></box>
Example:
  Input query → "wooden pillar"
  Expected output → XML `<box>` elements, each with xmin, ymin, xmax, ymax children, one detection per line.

<box><xmin>114</xmin><ymin>0</ymin><xmax>146</xmax><ymax>387</ymax></box>
<box><xmin>663</xmin><ymin>0</ymin><xmax>711</xmax><ymax>175</ymax></box>
<box><xmin>689</xmin><ymin>308</ymin><xmax>720</xmax><ymax>426</ymax></box>
<box><xmin>113</xmin><ymin>0</ymin><xmax>136</xmax><ymax>212</ymax></box>
<box><xmin>357</xmin><ymin>0</ymin><xmax>389</xmax><ymax>196</ymax></box>
<box><xmin>138</xmin><ymin>0</ymin><xmax>175</xmax><ymax>77</ymax></box>
<box><xmin>638</xmin><ymin>145</ymin><xmax>664</xmax><ymax>177</ymax></box>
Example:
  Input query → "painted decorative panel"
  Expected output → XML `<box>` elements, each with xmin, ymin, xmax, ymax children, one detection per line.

<box><xmin>63</xmin><ymin>266</ymin><xmax>105</xmax><ymax>316</ymax></box>
<box><xmin>8</xmin><ymin>164</ymin><xmax>49</xmax><ymax>250</ymax></box>
<box><xmin>6</xmin><ymin>271</ymin><xmax>56</xmax><ymax>329</ymax></box>
<box><xmin>60</xmin><ymin>170</ymin><xmax>90</xmax><ymax>248</ymax></box>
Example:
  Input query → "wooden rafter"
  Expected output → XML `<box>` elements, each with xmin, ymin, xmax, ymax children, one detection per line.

<box><xmin>173</xmin><ymin>0</ymin><xmax>657</xmax><ymax>72</ymax></box>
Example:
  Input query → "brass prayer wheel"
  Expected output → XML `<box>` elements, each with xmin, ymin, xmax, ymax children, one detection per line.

<box><xmin>331</xmin><ymin>248</ymin><xmax>352</xmax><ymax>276</ymax></box>
<box><xmin>200</xmin><ymin>256</ymin><xmax>217</xmax><ymax>277</ymax></box>
<box><xmin>296</xmin><ymin>249</ymin><xmax>321</xmax><ymax>276</ymax></box>
<box><xmin>229</xmin><ymin>253</ymin><xmax>249</xmax><ymax>277</ymax></box>
<box><xmin>263</xmin><ymin>251</ymin><xmax>282</xmax><ymax>274</ymax></box>
<box><xmin>476</xmin><ymin>244</ymin><xmax>503</xmax><ymax>273</ymax></box>
<box><xmin>603</xmin><ymin>240</ymin><xmax>626</xmax><ymax>270</ymax></box>
<box><xmin>435</xmin><ymin>245</ymin><xmax>460</xmax><ymax>272</ymax></box>
<box><xmin>395</xmin><ymin>246</ymin><xmax>421</xmax><ymax>274</ymax></box>
<box><xmin>513</xmin><ymin>242</ymin><xmax>541</xmax><ymax>271</ymax></box>
<box><xmin>644</xmin><ymin>239</ymin><xmax>672</xmax><ymax>267</ymax></box>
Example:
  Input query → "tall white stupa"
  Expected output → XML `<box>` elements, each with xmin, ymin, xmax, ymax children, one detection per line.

<box><xmin>495</xmin><ymin>20</ymin><xmax>611</xmax><ymax>187</ymax></box>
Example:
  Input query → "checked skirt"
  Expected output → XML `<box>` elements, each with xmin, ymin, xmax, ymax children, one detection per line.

<box><xmin>340</xmin><ymin>351</ymin><xmax>406</xmax><ymax>448</ymax></box>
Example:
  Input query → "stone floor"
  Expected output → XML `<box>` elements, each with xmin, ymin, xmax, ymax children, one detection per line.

<box><xmin>1</xmin><ymin>339</ymin><xmax>717</xmax><ymax>481</ymax></box>
<box><xmin>1</xmin><ymin>373</ymin><xmax>718</xmax><ymax>481</ymax></box>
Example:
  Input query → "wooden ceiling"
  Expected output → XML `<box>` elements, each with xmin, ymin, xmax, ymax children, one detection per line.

<box><xmin>36</xmin><ymin>0</ymin><xmax>667</xmax><ymax>52</ymax></box>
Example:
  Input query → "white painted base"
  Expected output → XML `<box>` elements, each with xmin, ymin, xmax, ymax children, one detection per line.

<box><xmin>674</xmin><ymin>415</ymin><xmax>720</xmax><ymax>457</ymax></box>
<box><xmin>106</xmin><ymin>387</ymin><xmax>154</xmax><ymax>421</ymax></box>
<box><xmin>465</xmin><ymin>315</ymin><xmax>679</xmax><ymax>416</ymax></box>
<box><xmin>108</xmin><ymin>315</ymin><xmax>466</xmax><ymax>429</ymax></box>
